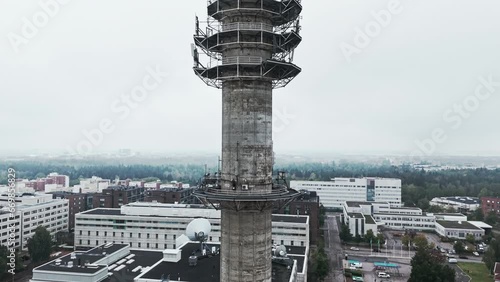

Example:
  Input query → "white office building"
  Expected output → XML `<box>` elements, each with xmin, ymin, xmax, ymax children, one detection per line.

<box><xmin>430</xmin><ymin>196</ymin><xmax>480</xmax><ymax>212</ymax></box>
<box><xmin>291</xmin><ymin>178</ymin><xmax>401</xmax><ymax>209</ymax></box>
<box><xmin>75</xmin><ymin>202</ymin><xmax>309</xmax><ymax>250</ymax></box>
<box><xmin>0</xmin><ymin>193</ymin><xmax>68</xmax><ymax>250</ymax></box>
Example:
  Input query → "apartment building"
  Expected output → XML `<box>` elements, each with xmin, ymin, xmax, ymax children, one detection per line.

<box><xmin>0</xmin><ymin>193</ymin><xmax>68</xmax><ymax>250</ymax></box>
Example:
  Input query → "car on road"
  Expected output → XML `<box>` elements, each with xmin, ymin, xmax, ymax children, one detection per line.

<box><xmin>473</xmin><ymin>251</ymin><xmax>479</xmax><ymax>257</ymax></box>
<box><xmin>350</xmin><ymin>262</ymin><xmax>363</xmax><ymax>269</ymax></box>
<box><xmin>352</xmin><ymin>276</ymin><xmax>364</xmax><ymax>282</ymax></box>
<box><xmin>448</xmin><ymin>258</ymin><xmax>458</xmax><ymax>264</ymax></box>
<box><xmin>350</xmin><ymin>247</ymin><xmax>360</xmax><ymax>251</ymax></box>
<box><xmin>458</xmin><ymin>255</ymin><xmax>468</xmax><ymax>259</ymax></box>
<box><xmin>377</xmin><ymin>272</ymin><xmax>391</xmax><ymax>278</ymax></box>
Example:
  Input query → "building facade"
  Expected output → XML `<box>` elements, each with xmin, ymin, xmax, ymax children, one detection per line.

<box><xmin>75</xmin><ymin>203</ymin><xmax>309</xmax><ymax>251</ymax></box>
<box><xmin>290</xmin><ymin>178</ymin><xmax>402</xmax><ymax>209</ymax></box>
<box><xmin>277</xmin><ymin>191</ymin><xmax>320</xmax><ymax>244</ymax></box>
<box><xmin>481</xmin><ymin>196</ymin><xmax>500</xmax><ymax>216</ymax></box>
<box><xmin>0</xmin><ymin>193</ymin><xmax>68</xmax><ymax>250</ymax></box>
<box><xmin>92</xmin><ymin>186</ymin><xmax>145</xmax><ymax>208</ymax></box>
<box><xmin>50</xmin><ymin>192</ymin><xmax>87</xmax><ymax>231</ymax></box>
<box><xmin>144</xmin><ymin>187</ymin><xmax>196</xmax><ymax>204</ymax></box>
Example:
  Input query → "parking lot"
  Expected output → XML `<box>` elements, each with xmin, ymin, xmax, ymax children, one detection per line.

<box><xmin>344</xmin><ymin>256</ymin><xmax>412</xmax><ymax>282</ymax></box>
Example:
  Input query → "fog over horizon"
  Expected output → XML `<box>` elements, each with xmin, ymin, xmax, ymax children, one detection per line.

<box><xmin>1</xmin><ymin>0</ymin><xmax>500</xmax><ymax>157</ymax></box>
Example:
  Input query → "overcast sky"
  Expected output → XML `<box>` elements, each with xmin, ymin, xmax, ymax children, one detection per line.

<box><xmin>1</xmin><ymin>0</ymin><xmax>499</xmax><ymax>157</ymax></box>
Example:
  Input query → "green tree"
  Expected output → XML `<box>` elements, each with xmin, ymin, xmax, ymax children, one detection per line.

<box><xmin>413</xmin><ymin>234</ymin><xmax>428</xmax><ymax>250</ymax></box>
<box><xmin>468</xmin><ymin>208</ymin><xmax>484</xmax><ymax>221</ymax></box>
<box><xmin>483</xmin><ymin>237</ymin><xmax>500</xmax><ymax>273</ymax></box>
<box><xmin>454</xmin><ymin>241</ymin><xmax>465</xmax><ymax>255</ymax></box>
<box><xmin>402</xmin><ymin>235</ymin><xmax>410</xmax><ymax>249</ymax></box>
<box><xmin>485</xmin><ymin>212</ymin><xmax>498</xmax><ymax>225</ymax></box>
<box><xmin>365</xmin><ymin>229</ymin><xmax>376</xmax><ymax>244</ymax></box>
<box><xmin>319</xmin><ymin>204</ymin><xmax>326</xmax><ymax>227</ymax></box>
<box><xmin>339</xmin><ymin>224</ymin><xmax>352</xmax><ymax>242</ymax></box>
<box><xmin>27</xmin><ymin>226</ymin><xmax>53</xmax><ymax>264</ymax></box>
<box><xmin>0</xmin><ymin>245</ymin><xmax>7</xmax><ymax>279</ymax></box>
<box><xmin>376</xmin><ymin>233</ymin><xmax>386</xmax><ymax>245</ymax></box>
<box><xmin>465</xmin><ymin>234</ymin><xmax>476</xmax><ymax>244</ymax></box>
<box><xmin>417</xmin><ymin>198</ymin><xmax>430</xmax><ymax>210</ymax></box>
<box><xmin>409</xmin><ymin>240</ymin><xmax>455</xmax><ymax>282</ymax></box>
<box><xmin>310</xmin><ymin>242</ymin><xmax>329</xmax><ymax>281</ymax></box>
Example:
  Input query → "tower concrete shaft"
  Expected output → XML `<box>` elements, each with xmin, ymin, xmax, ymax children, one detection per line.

<box><xmin>193</xmin><ymin>1</ymin><xmax>303</xmax><ymax>281</ymax></box>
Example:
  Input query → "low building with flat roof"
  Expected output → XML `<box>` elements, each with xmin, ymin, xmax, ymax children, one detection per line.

<box><xmin>430</xmin><ymin>196</ymin><xmax>480</xmax><ymax>212</ymax></box>
<box><xmin>435</xmin><ymin>220</ymin><xmax>485</xmax><ymax>240</ymax></box>
<box><xmin>30</xmin><ymin>240</ymin><xmax>306</xmax><ymax>282</ymax></box>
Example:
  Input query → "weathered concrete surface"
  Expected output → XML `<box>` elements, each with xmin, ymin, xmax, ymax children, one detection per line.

<box><xmin>221</xmin><ymin>209</ymin><xmax>273</xmax><ymax>282</ymax></box>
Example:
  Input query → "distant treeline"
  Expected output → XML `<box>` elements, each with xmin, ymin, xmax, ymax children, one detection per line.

<box><xmin>1</xmin><ymin>161</ymin><xmax>500</xmax><ymax>208</ymax></box>
<box><xmin>0</xmin><ymin>162</ymin><xmax>209</xmax><ymax>186</ymax></box>
<box><xmin>275</xmin><ymin>162</ymin><xmax>500</xmax><ymax>207</ymax></box>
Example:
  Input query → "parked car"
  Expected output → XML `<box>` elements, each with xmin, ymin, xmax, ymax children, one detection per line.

<box><xmin>448</xmin><ymin>258</ymin><xmax>458</xmax><ymax>264</ymax></box>
<box><xmin>459</xmin><ymin>256</ymin><xmax>468</xmax><ymax>259</ymax></box>
<box><xmin>472</xmin><ymin>251</ymin><xmax>479</xmax><ymax>257</ymax></box>
<box><xmin>378</xmin><ymin>272</ymin><xmax>391</xmax><ymax>278</ymax></box>
<box><xmin>350</xmin><ymin>262</ymin><xmax>363</xmax><ymax>269</ymax></box>
<box><xmin>350</xmin><ymin>247</ymin><xmax>360</xmax><ymax>251</ymax></box>
<box><xmin>352</xmin><ymin>276</ymin><xmax>364</xmax><ymax>282</ymax></box>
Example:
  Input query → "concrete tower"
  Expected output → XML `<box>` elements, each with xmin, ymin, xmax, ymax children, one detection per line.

<box><xmin>192</xmin><ymin>1</ymin><xmax>303</xmax><ymax>281</ymax></box>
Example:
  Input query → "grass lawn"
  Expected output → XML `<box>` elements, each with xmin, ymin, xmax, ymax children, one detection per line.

<box><xmin>458</xmin><ymin>262</ymin><xmax>492</xmax><ymax>282</ymax></box>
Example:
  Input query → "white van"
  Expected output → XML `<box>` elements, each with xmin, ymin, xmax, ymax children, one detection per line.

<box><xmin>378</xmin><ymin>272</ymin><xmax>390</xmax><ymax>278</ymax></box>
<box><xmin>448</xmin><ymin>258</ymin><xmax>458</xmax><ymax>264</ymax></box>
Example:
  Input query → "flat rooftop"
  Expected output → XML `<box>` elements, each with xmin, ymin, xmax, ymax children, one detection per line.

<box><xmin>104</xmin><ymin>250</ymin><xmax>163</xmax><ymax>282</ymax></box>
<box><xmin>35</xmin><ymin>244</ymin><xmax>128</xmax><ymax>274</ymax></box>
<box><xmin>348</xmin><ymin>213</ymin><xmax>364</xmax><ymax>219</ymax></box>
<box><xmin>80</xmin><ymin>208</ymin><xmax>308</xmax><ymax>224</ymax></box>
<box><xmin>434</xmin><ymin>213</ymin><xmax>466</xmax><ymax>217</ymax></box>
<box><xmin>272</xmin><ymin>215</ymin><xmax>308</xmax><ymax>224</ymax></box>
<box><xmin>436</xmin><ymin>221</ymin><xmax>483</xmax><ymax>230</ymax></box>
<box><xmin>364</xmin><ymin>215</ymin><xmax>376</xmax><ymax>224</ymax></box>
<box><xmin>139</xmin><ymin>243</ymin><xmax>305</xmax><ymax>282</ymax></box>
<box><xmin>81</xmin><ymin>209</ymin><xmax>122</xmax><ymax>216</ymax></box>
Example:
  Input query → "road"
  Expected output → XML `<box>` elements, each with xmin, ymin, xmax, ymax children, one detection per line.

<box><xmin>324</xmin><ymin>215</ymin><xmax>345</xmax><ymax>282</ymax></box>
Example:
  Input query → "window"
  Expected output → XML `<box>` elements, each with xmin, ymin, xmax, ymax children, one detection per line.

<box><xmin>79</xmin><ymin>230</ymin><xmax>82</xmax><ymax>235</ymax></box>
<box><xmin>96</xmin><ymin>231</ymin><xmax>99</xmax><ymax>236</ymax></box>
<box><xmin>88</xmin><ymin>231</ymin><xmax>90</xmax><ymax>236</ymax></box>
<box><xmin>280</xmin><ymin>240</ymin><xmax>284</xmax><ymax>245</ymax></box>
<box><xmin>147</xmin><ymin>243</ymin><xmax>150</xmax><ymax>248</ymax></box>
<box><xmin>87</xmin><ymin>240</ymin><xmax>90</xmax><ymax>245</ymax></box>
<box><xmin>96</xmin><ymin>240</ymin><xmax>99</xmax><ymax>245</ymax></box>
<box><xmin>138</xmin><ymin>243</ymin><xmax>141</xmax><ymax>248</ymax></box>
<box><xmin>156</xmin><ymin>234</ymin><xmax>158</xmax><ymax>239</ymax></box>
<box><xmin>104</xmin><ymin>231</ymin><xmax>107</xmax><ymax>236</ymax></box>
<box><xmin>155</xmin><ymin>243</ymin><xmax>158</xmax><ymax>249</ymax></box>
<box><xmin>130</xmin><ymin>233</ymin><xmax>133</xmax><ymax>238</ymax></box>
<box><xmin>139</xmin><ymin>233</ymin><xmax>141</xmax><ymax>238</ymax></box>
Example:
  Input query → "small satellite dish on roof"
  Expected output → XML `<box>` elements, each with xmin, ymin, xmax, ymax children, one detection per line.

<box><xmin>186</xmin><ymin>218</ymin><xmax>211</xmax><ymax>242</ymax></box>
<box><xmin>274</xmin><ymin>245</ymin><xmax>287</xmax><ymax>257</ymax></box>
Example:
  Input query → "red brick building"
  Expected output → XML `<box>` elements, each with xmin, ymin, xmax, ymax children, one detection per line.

<box><xmin>50</xmin><ymin>192</ymin><xmax>87</xmax><ymax>231</ymax></box>
<box><xmin>144</xmin><ymin>188</ymin><xmax>196</xmax><ymax>204</ymax></box>
<box><xmin>278</xmin><ymin>191</ymin><xmax>320</xmax><ymax>245</ymax></box>
<box><xmin>92</xmin><ymin>185</ymin><xmax>145</xmax><ymax>208</ymax></box>
<box><xmin>481</xmin><ymin>197</ymin><xmax>500</xmax><ymax>216</ymax></box>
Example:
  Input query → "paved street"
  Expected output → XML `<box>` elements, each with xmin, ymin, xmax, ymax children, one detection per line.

<box><xmin>324</xmin><ymin>215</ymin><xmax>345</xmax><ymax>282</ymax></box>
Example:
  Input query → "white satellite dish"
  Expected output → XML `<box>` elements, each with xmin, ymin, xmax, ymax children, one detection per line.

<box><xmin>274</xmin><ymin>245</ymin><xmax>287</xmax><ymax>257</ymax></box>
<box><xmin>186</xmin><ymin>218</ymin><xmax>211</xmax><ymax>242</ymax></box>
